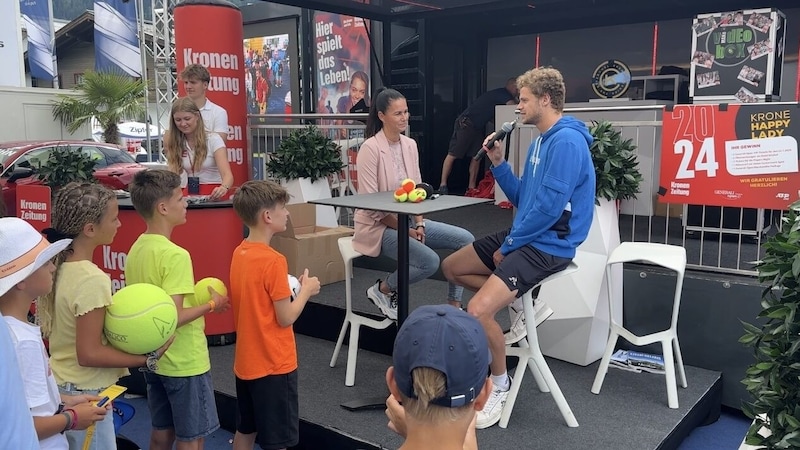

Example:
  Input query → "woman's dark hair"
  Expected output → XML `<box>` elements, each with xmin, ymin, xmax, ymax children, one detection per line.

<box><xmin>365</xmin><ymin>88</ymin><xmax>405</xmax><ymax>139</ymax></box>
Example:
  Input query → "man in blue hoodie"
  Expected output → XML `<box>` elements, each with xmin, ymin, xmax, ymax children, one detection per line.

<box><xmin>441</xmin><ymin>67</ymin><xmax>595</xmax><ymax>429</ymax></box>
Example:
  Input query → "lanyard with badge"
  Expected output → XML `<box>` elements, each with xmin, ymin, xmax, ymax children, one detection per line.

<box><xmin>185</xmin><ymin>141</ymin><xmax>200</xmax><ymax>194</ymax></box>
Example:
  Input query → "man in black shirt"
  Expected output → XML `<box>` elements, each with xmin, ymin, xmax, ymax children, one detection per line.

<box><xmin>439</xmin><ymin>78</ymin><xmax>518</xmax><ymax>195</ymax></box>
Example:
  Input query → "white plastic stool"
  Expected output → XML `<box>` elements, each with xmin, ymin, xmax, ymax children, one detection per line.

<box><xmin>591</xmin><ymin>242</ymin><xmax>688</xmax><ymax>409</ymax></box>
<box><xmin>330</xmin><ymin>236</ymin><xmax>394</xmax><ymax>386</ymax></box>
<box><xmin>500</xmin><ymin>261</ymin><xmax>580</xmax><ymax>428</ymax></box>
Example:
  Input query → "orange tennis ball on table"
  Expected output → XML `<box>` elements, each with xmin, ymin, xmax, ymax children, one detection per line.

<box><xmin>408</xmin><ymin>188</ymin><xmax>427</xmax><ymax>203</ymax></box>
<box><xmin>195</xmin><ymin>277</ymin><xmax>228</xmax><ymax>302</ymax></box>
<box><xmin>400</xmin><ymin>178</ymin><xmax>416</xmax><ymax>193</ymax></box>
<box><xmin>394</xmin><ymin>188</ymin><xmax>409</xmax><ymax>202</ymax></box>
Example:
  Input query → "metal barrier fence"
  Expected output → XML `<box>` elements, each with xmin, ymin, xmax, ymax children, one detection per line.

<box><xmin>600</xmin><ymin>116</ymin><xmax>767</xmax><ymax>277</ymax></box>
<box><xmin>249</xmin><ymin>111</ymin><xmax>768</xmax><ymax>277</ymax></box>
<box><xmin>248</xmin><ymin>113</ymin><xmax>370</xmax><ymax>226</ymax></box>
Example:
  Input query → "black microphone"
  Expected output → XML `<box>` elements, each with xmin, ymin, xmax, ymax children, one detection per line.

<box><xmin>473</xmin><ymin>121</ymin><xmax>516</xmax><ymax>161</ymax></box>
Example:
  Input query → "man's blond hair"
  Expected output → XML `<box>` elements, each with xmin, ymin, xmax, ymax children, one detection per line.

<box><xmin>517</xmin><ymin>67</ymin><xmax>566</xmax><ymax>112</ymax></box>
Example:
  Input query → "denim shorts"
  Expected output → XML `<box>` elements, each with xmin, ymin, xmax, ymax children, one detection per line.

<box><xmin>144</xmin><ymin>371</ymin><xmax>220</xmax><ymax>441</ymax></box>
<box><xmin>58</xmin><ymin>384</ymin><xmax>116</xmax><ymax>450</ymax></box>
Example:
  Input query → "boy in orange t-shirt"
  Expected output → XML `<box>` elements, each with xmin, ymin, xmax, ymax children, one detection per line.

<box><xmin>229</xmin><ymin>180</ymin><xmax>321</xmax><ymax>450</ymax></box>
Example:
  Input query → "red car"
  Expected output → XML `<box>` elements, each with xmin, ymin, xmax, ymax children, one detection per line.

<box><xmin>1</xmin><ymin>140</ymin><xmax>147</xmax><ymax>216</ymax></box>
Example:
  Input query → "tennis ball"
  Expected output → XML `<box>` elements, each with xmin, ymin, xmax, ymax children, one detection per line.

<box><xmin>393</xmin><ymin>188</ymin><xmax>408</xmax><ymax>202</ymax></box>
<box><xmin>105</xmin><ymin>284</ymin><xmax>177</xmax><ymax>354</ymax></box>
<box><xmin>288</xmin><ymin>275</ymin><xmax>301</xmax><ymax>301</ymax></box>
<box><xmin>400</xmin><ymin>178</ymin><xmax>416</xmax><ymax>193</ymax></box>
<box><xmin>194</xmin><ymin>277</ymin><xmax>228</xmax><ymax>303</ymax></box>
<box><xmin>415</xmin><ymin>182</ymin><xmax>434</xmax><ymax>198</ymax></box>
<box><xmin>408</xmin><ymin>188</ymin><xmax>427</xmax><ymax>203</ymax></box>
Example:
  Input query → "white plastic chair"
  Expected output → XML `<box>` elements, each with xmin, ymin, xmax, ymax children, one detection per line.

<box><xmin>591</xmin><ymin>242</ymin><xmax>688</xmax><ymax>409</ymax></box>
<box><xmin>500</xmin><ymin>262</ymin><xmax>580</xmax><ymax>428</ymax></box>
<box><xmin>330</xmin><ymin>236</ymin><xmax>394</xmax><ymax>386</ymax></box>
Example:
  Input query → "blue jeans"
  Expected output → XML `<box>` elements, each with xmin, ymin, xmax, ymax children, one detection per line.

<box><xmin>144</xmin><ymin>371</ymin><xmax>220</xmax><ymax>441</ymax></box>
<box><xmin>58</xmin><ymin>385</ymin><xmax>117</xmax><ymax>450</ymax></box>
<box><xmin>380</xmin><ymin>219</ymin><xmax>474</xmax><ymax>302</ymax></box>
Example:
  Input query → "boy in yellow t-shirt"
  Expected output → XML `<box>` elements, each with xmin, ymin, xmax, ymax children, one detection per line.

<box><xmin>125</xmin><ymin>169</ymin><xmax>230</xmax><ymax>450</ymax></box>
<box><xmin>229</xmin><ymin>180</ymin><xmax>320</xmax><ymax>450</ymax></box>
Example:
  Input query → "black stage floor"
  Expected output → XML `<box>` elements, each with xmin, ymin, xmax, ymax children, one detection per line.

<box><xmin>201</xmin><ymin>203</ymin><xmax>727</xmax><ymax>449</ymax></box>
<box><xmin>205</xmin><ymin>266</ymin><xmax>722</xmax><ymax>450</ymax></box>
<box><xmin>208</xmin><ymin>332</ymin><xmax>722</xmax><ymax>450</ymax></box>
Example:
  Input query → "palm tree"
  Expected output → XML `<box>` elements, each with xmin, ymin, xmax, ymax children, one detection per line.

<box><xmin>52</xmin><ymin>71</ymin><xmax>146</xmax><ymax>144</ymax></box>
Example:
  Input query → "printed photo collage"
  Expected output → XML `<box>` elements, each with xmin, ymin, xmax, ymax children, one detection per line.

<box><xmin>691</xmin><ymin>10</ymin><xmax>775</xmax><ymax>103</ymax></box>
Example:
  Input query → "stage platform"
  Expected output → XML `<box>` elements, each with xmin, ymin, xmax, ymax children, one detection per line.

<box><xmin>200</xmin><ymin>202</ymin><xmax>726</xmax><ymax>449</ymax></box>
<box><xmin>205</xmin><ymin>266</ymin><xmax>721</xmax><ymax>450</ymax></box>
<box><xmin>209</xmin><ymin>331</ymin><xmax>721</xmax><ymax>450</ymax></box>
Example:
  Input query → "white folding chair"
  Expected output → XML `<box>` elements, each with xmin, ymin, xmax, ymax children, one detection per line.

<box><xmin>591</xmin><ymin>242</ymin><xmax>688</xmax><ymax>408</ymax></box>
<box><xmin>329</xmin><ymin>236</ymin><xmax>394</xmax><ymax>386</ymax></box>
<box><xmin>500</xmin><ymin>261</ymin><xmax>580</xmax><ymax>428</ymax></box>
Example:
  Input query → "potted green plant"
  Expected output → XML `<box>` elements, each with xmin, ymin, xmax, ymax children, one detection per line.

<box><xmin>266</xmin><ymin>125</ymin><xmax>344</xmax><ymax>182</ymax></box>
<box><xmin>266</xmin><ymin>125</ymin><xmax>345</xmax><ymax>227</ymax></box>
<box><xmin>36</xmin><ymin>146</ymin><xmax>98</xmax><ymax>191</ymax></box>
<box><xmin>537</xmin><ymin>120</ymin><xmax>644</xmax><ymax>366</ymax></box>
<box><xmin>589</xmin><ymin>120</ymin><xmax>643</xmax><ymax>204</ymax></box>
<box><xmin>739</xmin><ymin>198</ymin><xmax>800</xmax><ymax>449</ymax></box>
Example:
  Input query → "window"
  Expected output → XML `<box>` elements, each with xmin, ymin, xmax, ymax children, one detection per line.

<box><xmin>75</xmin><ymin>146</ymin><xmax>108</xmax><ymax>168</ymax></box>
<box><xmin>11</xmin><ymin>146</ymin><xmax>55</xmax><ymax>171</ymax></box>
<box><xmin>74</xmin><ymin>73</ymin><xmax>85</xmax><ymax>85</ymax></box>
<box><xmin>97</xmin><ymin>146</ymin><xmax>137</xmax><ymax>165</ymax></box>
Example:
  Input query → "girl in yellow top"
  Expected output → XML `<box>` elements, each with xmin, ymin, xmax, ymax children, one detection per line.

<box><xmin>39</xmin><ymin>183</ymin><xmax>169</xmax><ymax>450</ymax></box>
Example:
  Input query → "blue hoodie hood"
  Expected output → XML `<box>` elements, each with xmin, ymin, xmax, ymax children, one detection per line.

<box><xmin>544</xmin><ymin>116</ymin><xmax>594</xmax><ymax>144</ymax></box>
<box><xmin>491</xmin><ymin>115</ymin><xmax>596</xmax><ymax>259</ymax></box>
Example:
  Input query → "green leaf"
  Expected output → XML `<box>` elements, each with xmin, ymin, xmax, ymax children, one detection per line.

<box><xmin>51</xmin><ymin>71</ymin><xmax>145</xmax><ymax>142</ymax></box>
<box><xmin>265</xmin><ymin>125</ymin><xmax>344</xmax><ymax>181</ymax></box>
<box><xmin>589</xmin><ymin>120</ymin><xmax>642</xmax><ymax>201</ymax></box>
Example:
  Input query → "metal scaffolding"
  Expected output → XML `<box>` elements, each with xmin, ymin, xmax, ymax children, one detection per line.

<box><xmin>149</xmin><ymin>0</ymin><xmax>177</xmax><ymax>137</ymax></box>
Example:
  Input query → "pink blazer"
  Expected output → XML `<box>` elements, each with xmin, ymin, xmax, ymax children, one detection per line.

<box><xmin>352</xmin><ymin>130</ymin><xmax>422</xmax><ymax>257</ymax></box>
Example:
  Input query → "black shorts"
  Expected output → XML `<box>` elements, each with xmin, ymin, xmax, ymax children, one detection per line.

<box><xmin>235</xmin><ymin>370</ymin><xmax>299</xmax><ymax>450</ymax></box>
<box><xmin>448</xmin><ymin>116</ymin><xmax>485</xmax><ymax>159</ymax></box>
<box><xmin>473</xmin><ymin>229</ymin><xmax>571</xmax><ymax>298</ymax></box>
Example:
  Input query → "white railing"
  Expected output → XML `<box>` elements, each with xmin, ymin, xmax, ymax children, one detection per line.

<box><xmin>248</xmin><ymin>113</ymin><xmax>369</xmax><ymax>226</ymax></box>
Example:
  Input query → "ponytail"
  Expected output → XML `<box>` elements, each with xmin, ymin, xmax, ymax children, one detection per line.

<box><xmin>365</xmin><ymin>88</ymin><xmax>405</xmax><ymax>139</ymax></box>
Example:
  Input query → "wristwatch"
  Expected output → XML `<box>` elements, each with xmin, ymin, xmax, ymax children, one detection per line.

<box><xmin>415</xmin><ymin>222</ymin><xmax>425</xmax><ymax>229</ymax></box>
<box><xmin>144</xmin><ymin>351</ymin><xmax>160</xmax><ymax>372</ymax></box>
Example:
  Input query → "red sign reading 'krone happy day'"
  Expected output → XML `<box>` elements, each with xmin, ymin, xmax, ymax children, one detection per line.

<box><xmin>659</xmin><ymin>103</ymin><xmax>800</xmax><ymax>210</ymax></box>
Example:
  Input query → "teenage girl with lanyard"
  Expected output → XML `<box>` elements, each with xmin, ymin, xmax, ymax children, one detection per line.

<box><xmin>164</xmin><ymin>97</ymin><xmax>234</xmax><ymax>200</ymax></box>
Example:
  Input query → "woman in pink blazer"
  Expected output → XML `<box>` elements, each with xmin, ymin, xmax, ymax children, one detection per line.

<box><xmin>352</xmin><ymin>88</ymin><xmax>474</xmax><ymax>320</ymax></box>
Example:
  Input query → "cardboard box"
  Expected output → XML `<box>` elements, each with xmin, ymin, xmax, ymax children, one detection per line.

<box><xmin>653</xmin><ymin>195</ymin><xmax>684</xmax><ymax>218</ymax></box>
<box><xmin>271</xmin><ymin>203</ymin><xmax>354</xmax><ymax>285</ymax></box>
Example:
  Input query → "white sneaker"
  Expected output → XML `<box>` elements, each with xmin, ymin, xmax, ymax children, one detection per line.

<box><xmin>503</xmin><ymin>298</ymin><xmax>554</xmax><ymax>345</ymax></box>
<box><xmin>366</xmin><ymin>280</ymin><xmax>397</xmax><ymax>321</ymax></box>
<box><xmin>475</xmin><ymin>377</ymin><xmax>511</xmax><ymax>429</ymax></box>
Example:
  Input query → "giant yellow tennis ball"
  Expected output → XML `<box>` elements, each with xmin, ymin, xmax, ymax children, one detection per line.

<box><xmin>408</xmin><ymin>188</ymin><xmax>427</xmax><ymax>203</ymax></box>
<box><xmin>105</xmin><ymin>284</ymin><xmax>177</xmax><ymax>354</ymax></box>
<box><xmin>195</xmin><ymin>277</ymin><xmax>228</xmax><ymax>303</ymax></box>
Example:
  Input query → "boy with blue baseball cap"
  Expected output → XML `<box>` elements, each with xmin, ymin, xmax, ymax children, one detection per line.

<box><xmin>385</xmin><ymin>305</ymin><xmax>492</xmax><ymax>450</ymax></box>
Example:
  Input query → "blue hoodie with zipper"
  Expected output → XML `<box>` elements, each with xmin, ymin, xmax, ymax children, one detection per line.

<box><xmin>491</xmin><ymin>116</ymin><xmax>595</xmax><ymax>259</ymax></box>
